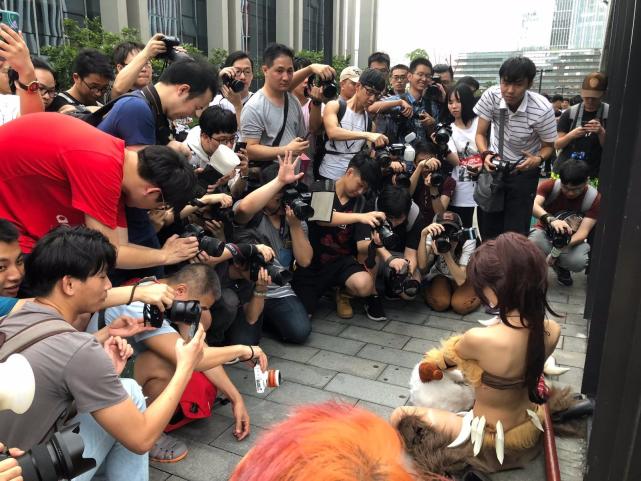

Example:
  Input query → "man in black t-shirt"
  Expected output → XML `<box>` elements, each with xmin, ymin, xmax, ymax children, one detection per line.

<box><xmin>292</xmin><ymin>152</ymin><xmax>386</xmax><ymax>320</ymax></box>
<box><xmin>355</xmin><ymin>184</ymin><xmax>425</xmax><ymax>305</ymax></box>
<box><xmin>555</xmin><ymin>72</ymin><xmax>608</xmax><ymax>178</ymax></box>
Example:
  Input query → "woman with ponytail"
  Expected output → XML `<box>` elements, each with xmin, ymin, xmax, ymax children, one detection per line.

<box><xmin>392</xmin><ymin>232</ymin><xmax>562</xmax><ymax>474</ymax></box>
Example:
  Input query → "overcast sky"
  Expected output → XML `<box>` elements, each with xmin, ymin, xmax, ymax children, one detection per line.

<box><xmin>375</xmin><ymin>0</ymin><xmax>555</xmax><ymax>66</ymax></box>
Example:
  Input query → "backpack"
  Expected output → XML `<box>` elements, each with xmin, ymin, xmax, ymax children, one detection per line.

<box><xmin>544</xmin><ymin>179</ymin><xmax>598</xmax><ymax>214</ymax></box>
<box><xmin>164</xmin><ymin>371</ymin><xmax>218</xmax><ymax>433</ymax></box>
<box><xmin>66</xmin><ymin>86</ymin><xmax>172</xmax><ymax>145</ymax></box>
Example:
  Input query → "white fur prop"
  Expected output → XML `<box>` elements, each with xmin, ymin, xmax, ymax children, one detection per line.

<box><xmin>409</xmin><ymin>364</ymin><xmax>475</xmax><ymax>412</ymax></box>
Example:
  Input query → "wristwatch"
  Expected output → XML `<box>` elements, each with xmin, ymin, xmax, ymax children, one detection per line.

<box><xmin>16</xmin><ymin>78</ymin><xmax>39</xmax><ymax>93</ymax></box>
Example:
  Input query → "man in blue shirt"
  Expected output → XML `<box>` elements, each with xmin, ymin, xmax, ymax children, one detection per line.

<box><xmin>98</xmin><ymin>56</ymin><xmax>219</xmax><ymax>285</ymax></box>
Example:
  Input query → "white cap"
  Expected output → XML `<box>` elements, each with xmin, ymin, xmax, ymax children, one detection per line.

<box><xmin>208</xmin><ymin>143</ymin><xmax>240</xmax><ymax>175</ymax></box>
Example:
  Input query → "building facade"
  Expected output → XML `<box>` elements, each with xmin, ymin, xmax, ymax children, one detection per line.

<box><xmin>550</xmin><ymin>0</ymin><xmax>609</xmax><ymax>49</ymax></box>
<box><xmin>2</xmin><ymin>0</ymin><xmax>376</xmax><ymax>68</ymax></box>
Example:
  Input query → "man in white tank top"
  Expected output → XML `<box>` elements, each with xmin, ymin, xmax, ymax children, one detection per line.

<box><xmin>319</xmin><ymin>69</ymin><xmax>389</xmax><ymax>180</ymax></box>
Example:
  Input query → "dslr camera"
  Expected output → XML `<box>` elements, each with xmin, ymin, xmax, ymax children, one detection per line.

<box><xmin>425</xmin><ymin>75</ymin><xmax>442</xmax><ymax>100</ymax></box>
<box><xmin>143</xmin><ymin>300</ymin><xmax>202</xmax><ymax>338</ymax></box>
<box><xmin>0</xmin><ymin>425</ymin><xmax>96</xmax><ymax>481</ymax></box>
<box><xmin>157</xmin><ymin>36</ymin><xmax>191</xmax><ymax>62</ymax></box>
<box><xmin>545</xmin><ymin>212</ymin><xmax>582</xmax><ymax>250</ymax></box>
<box><xmin>306</xmin><ymin>74</ymin><xmax>338</xmax><ymax>99</ymax></box>
<box><xmin>433</xmin><ymin>122</ymin><xmax>452</xmax><ymax>146</ymax></box>
<box><xmin>248</xmin><ymin>251</ymin><xmax>293</xmax><ymax>286</ymax></box>
<box><xmin>180</xmin><ymin>223</ymin><xmax>226</xmax><ymax>257</ymax></box>
<box><xmin>282</xmin><ymin>184</ymin><xmax>314</xmax><ymax>221</ymax></box>
<box><xmin>433</xmin><ymin>226</ymin><xmax>478</xmax><ymax>254</ymax></box>
<box><xmin>385</xmin><ymin>260</ymin><xmax>420</xmax><ymax>298</ymax></box>
<box><xmin>221</xmin><ymin>73</ymin><xmax>244</xmax><ymax>93</ymax></box>
<box><xmin>490</xmin><ymin>155</ymin><xmax>516</xmax><ymax>175</ymax></box>
<box><xmin>375</xmin><ymin>220</ymin><xmax>400</xmax><ymax>250</ymax></box>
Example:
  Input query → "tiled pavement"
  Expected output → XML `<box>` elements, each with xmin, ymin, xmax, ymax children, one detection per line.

<box><xmin>150</xmin><ymin>271</ymin><xmax>589</xmax><ymax>481</ymax></box>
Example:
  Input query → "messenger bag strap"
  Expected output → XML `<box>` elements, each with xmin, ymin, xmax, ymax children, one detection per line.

<box><xmin>498</xmin><ymin>108</ymin><xmax>506</xmax><ymax>159</ymax></box>
<box><xmin>272</xmin><ymin>93</ymin><xmax>289</xmax><ymax>147</ymax></box>
<box><xmin>0</xmin><ymin>318</ymin><xmax>76</xmax><ymax>362</ymax></box>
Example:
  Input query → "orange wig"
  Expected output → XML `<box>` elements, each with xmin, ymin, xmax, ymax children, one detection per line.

<box><xmin>230</xmin><ymin>402</ymin><xmax>448</xmax><ymax>481</ymax></box>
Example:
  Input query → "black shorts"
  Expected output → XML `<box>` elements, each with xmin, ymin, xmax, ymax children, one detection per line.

<box><xmin>292</xmin><ymin>256</ymin><xmax>366</xmax><ymax>315</ymax></box>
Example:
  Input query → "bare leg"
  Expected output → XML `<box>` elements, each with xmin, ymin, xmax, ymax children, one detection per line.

<box><xmin>133</xmin><ymin>350</ymin><xmax>174</xmax><ymax>405</ymax></box>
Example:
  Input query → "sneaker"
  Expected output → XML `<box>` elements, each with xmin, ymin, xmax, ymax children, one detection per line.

<box><xmin>364</xmin><ymin>295</ymin><xmax>387</xmax><ymax>321</ymax></box>
<box><xmin>150</xmin><ymin>433</ymin><xmax>188</xmax><ymax>463</ymax></box>
<box><xmin>335</xmin><ymin>288</ymin><xmax>353</xmax><ymax>319</ymax></box>
<box><xmin>554</xmin><ymin>266</ymin><xmax>573</xmax><ymax>286</ymax></box>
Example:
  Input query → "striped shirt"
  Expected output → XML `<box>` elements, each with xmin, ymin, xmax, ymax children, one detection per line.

<box><xmin>474</xmin><ymin>86</ymin><xmax>557</xmax><ymax>163</ymax></box>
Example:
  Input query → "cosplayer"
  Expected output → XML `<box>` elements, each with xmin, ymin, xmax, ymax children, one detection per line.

<box><xmin>229</xmin><ymin>402</ymin><xmax>450</xmax><ymax>481</ymax></box>
<box><xmin>392</xmin><ymin>232</ymin><xmax>570</xmax><ymax>475</ymax></box>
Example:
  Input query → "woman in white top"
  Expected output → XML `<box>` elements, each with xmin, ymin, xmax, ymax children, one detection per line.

<box><xmin>445</xmin><ymin>84</ymin><xmax>480</xmax><ymax>228</ymax></box>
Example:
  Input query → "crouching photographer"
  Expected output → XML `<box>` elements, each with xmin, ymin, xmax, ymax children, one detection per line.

<box><xmin>356</xmin><ymin>184</ymin><xmax>425</xmax><ymax>306</ymax></box>
<box><xmin>0</xmin><ymin>226</ymin><xmax>206</xmax><ymax>481</ymax></box>
<box><xmin>87</xmin><ymin>263</ymin><xmax>268</xmax><ymax>462</ymax></box>
<box><xmin>419</xmin><ymin>212</ymin><xmax>480</xmax><ymax>314</ymax></box>
<box><xmin>529</xmin><ymin>159</ymin><xmax>600</xmax><ymax>286</ymax></box>
<box><xmin>232</xmin><ymin>152</ymin><xmax>313</xmax><ymax>344</ymax></box>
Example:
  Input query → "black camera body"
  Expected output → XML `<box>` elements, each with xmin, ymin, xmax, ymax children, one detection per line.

<box><xmin>386</xmin><ymin>262</ymin><xmax>420</xmax><ymax>298</ymax></box>
<box><xmin>157</xmin><ymin>36</ymin><xmax>191</xmax><ymax>62</ymax></box>
<box><xmin>248</xmin><ymin>252</ymin><xmax>293</xmax><ymax>287</ymax></box>
<box><xmin>490</xmin><ymin>155</ymin><xmax>515</xmax><ymax>175</ymax></box>
<box><xmin>0</xmin><ymin>424</ymin><xmax>96</xmax><ymax>481</ymax></box>
<box><xmin>433</xmin><ymin>122</ymin><xmax>452</xmax><ymax>146</ymax></box>
<box><xmin>306</xmin><ymin>74</ymin><xmax>338</xmax><ymax>99</ymax></box>
<box><xmin>549</xmin><ymin>230</ymin><xmax>571</xmax><ymax>249</ymax></box>
<box><xmin>375</xmin><ymin>220</ymin><xmax>400</xmax><ymax>249</ymax></box>
<box><xmin>222</xmin><ymin>73</ymin><xmax>244</xmax><ymax>93</ymax></box>
<box><xmin>143</xmin><ymin>300</ymin><xmax>201</xmax><ymax>338</ymax></box>
<box><xmin>433</xmin><ymin>226</ymin><xmax>478</xmax><ymax>254</ymax></box>
<box><xmin>430</xmin><ymin>170</ymin><xmax>444</xmax><ymax>188</ymax></box>
<box><xmin>282</xmin><ymin>184</ymin><xmax>314</xmax><ymax>221</ymax></box>
<box><xmin>180</xmin><ymin>223</ymin><xmax>225</xmax><ymax>257</ymax></box>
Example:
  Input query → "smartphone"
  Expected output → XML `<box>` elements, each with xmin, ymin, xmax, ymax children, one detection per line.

<box><xmin>234</xmin><ymin>141</ymin><xmax>247</xmax><ymax>153</ymax></box>
<box><xmin>0</xmin><ymin>10</ymin><xmax>20</xmax><ymax>30</ymax></box>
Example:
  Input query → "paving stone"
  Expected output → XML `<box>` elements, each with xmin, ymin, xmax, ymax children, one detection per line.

<box><xmin>210</xmin><ymin>424</ymin><xmax>267</xmax><ymax>456</ymax></box>
<box><xmin>554</xmin><ymin>349</ymin><xmax>586</xmax><ymax>368</ymax></box>
<box><xmin>304</xmin><ymin>330</ymin><xmax>365</xmax><ymax>355</ymax></box>
<box><xmin>425</xmin><ymin>315</ymin><xmax>479</xmax><ymax>333</ymax></box>
<box><xmin>215</xmin><ymin>394</ymin><xmax>293</xmax><ymax>429</ymax></box>
<box><xmin>324</xmin><ymin>373</ymin><xmax>409</xmax><ymax>407</ymax></box>
<box><xmin>224</xmin><ymin>365</ymin><xmax>271</xmax><ymax>398</ymax></box>
<box><xmin>307</xmin><ymin>349</ymin><xmax>386</xmax><ymax>379</ymax></box>
<box><xmin>166</xmin><ymin>476</ymin><xmax>188</xmax><ymax>481</ymax></box>
<box><xmin>491</xmin><ymin>454</ymin><xmax>545</xmax><ymax>480</ymax></box>
<box><xmin>259</xmin><ymin>337</ymin><xmax>319</xmax><ymax>362</ymax></box>
<box><xmin>311</xmin><ymin>318</ymin><xmax>348</xmax><ymax>335</ymax></box>
<box><xmin>340</xmin><ymin>325</ymin><xmax>410</xmax><ymax>348</ymax></box>
<box><xmin>325</xmin><ymin>312</ymin><xmax>389</xmax><ymax>330</ymax></box>
<box><xmin>555</xmin><ymin>367</ymin><xmax>585</xmax><ymax>392</ymax></box>
<box><xmin>383</xmin><ymin>306</ymin><xmax>430</xmax><ymax>325</ymax></box>
<box><xmin>266</xmin><ymin>380</ymin><xmax>357</xmax><ymax>406</ymax></box>
<box><xmin>151</xmin><ymin>440</ymin><xmax>241</xmax><ymax>481</ymax></box>
<box><xmin>549</xmin><ymin>301</ymin><xmax>585</xmax><ymax>315</ymax></box>
<box><xmin>355</xmin><ymin>400</ymin><xmax>396</xmax><ymax>419</ymax></box>
<box><xmin>150</xmin><ymin>467</ymin><xmax>171</xmax><ymax>481</ymax></box>
<box><xmin>565</xmin><ymin>314</ymin><xmax>589</xmax><ymax>326</ymax></box>
<box><xmin>173</xmin><ymin>413</ymin><xmax>234</xmax><ymax>444</ymax></box>
<box><xmin>383</xmin><ymin>320</ymin><xmax>452</xmax><ymax>342</ymax></box>
<box><xmin>357</xmin><ymin>343</ymin><xmax>423</xmax><ymax>369</ymax></box>
<box><xmin>265</xmin><ymin>356</ymin><xmax>336</xmax><ymax>389</ymax></box>
<box><xmin>377</xmin><ymin>364</ymin><xmax>413</xmax><ymax>388</ymax></box>
<box><xmin>403</xmin><ymin>337</ymin><xmax>440</xmax><ymax>354</ymax></box>
<box><xmin>423</xmin><ymin>309</ymin><xmax>463</xmax><ymax>320</ymax></box>
<box><xmin>461</xmin><ymin>310</ymin><xmax>497</xmax><ymax>323</ymax></box>
<box><xmin>548</xmin><ymin>291</ymin><xmax>569</xmax><ymax>303</ymax></box>
<box><xmin>563</xmin><ymin>336</ymin><xmax>588</xmax><ymax>354</ymax></box>
<box><xmin>559</xmin><ymin>322</ymin><xmax>589</xmax><ymax>339</ymax></box>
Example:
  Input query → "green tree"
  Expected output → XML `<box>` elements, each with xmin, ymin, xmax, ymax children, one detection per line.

<box><xmin>406</xmin><ymin>48</ymin><xmax>429</xmax><ymax>62</ymax></box>
<box><xmin>294</xmin><ymin>50</ymin><xmax>351</xmax><ymax>77</ymax></box>
<box><xmin>209</xmin><ymin>48</ymin><xmax>229</xmax><ymax>68</ymax></box>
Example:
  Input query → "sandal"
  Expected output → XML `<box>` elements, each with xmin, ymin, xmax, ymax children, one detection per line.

<box><xmin>150</xmin><ymin>433</ymin><xmax>189</xmax><ymax>463</ymax></box>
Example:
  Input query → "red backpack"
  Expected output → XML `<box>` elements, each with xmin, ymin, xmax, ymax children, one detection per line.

<box><xmin>165</xmin><ymin>371</ymin><xmax>218</xmax><ymax>432</ymax></box>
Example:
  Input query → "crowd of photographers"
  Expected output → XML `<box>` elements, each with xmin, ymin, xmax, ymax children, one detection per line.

<box><xmin>0</xmin><ymin>23</ymin><xmax>607</xmax><ymax>480</ymax></box>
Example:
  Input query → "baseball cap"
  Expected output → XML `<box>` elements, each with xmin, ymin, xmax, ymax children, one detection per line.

<box><xmin>581</xmin><ymin>72</ymin><xmax>607</xmax><ymax>98</ymax></box>
<box><xmin>433</xmin><ymin>211</ymin><xmax>463</xmax><ymax>231</ymax></box>
<box><xmin>340</xmin><ymin>66</ymin><xmax>362</xmax><ymax>82</ymax></box>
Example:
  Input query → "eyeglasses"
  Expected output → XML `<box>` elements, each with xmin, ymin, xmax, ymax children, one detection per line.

<box><xmin>212</xmin><ymin>133</ymin><xmax>239</xmax><ymax>145</ymax></box>
<box><xmin>81</xmin><ymin>78</ymin><xmax>110</xmax><ymax>95</ymax></box>
<box><xmin>234</xmin><ymin>68</ymin><xmax>253</xmax><ymax>77</ymax></box>
<box><xmin>363</xmin><ymin>86</ymin><xmax>383</xmax><ymax>100</ymax></box>
<box><xmin>391</xmin><ymin>75</ymin><xmax>407</xmax><ymax>82</ymax></box>
<box><xmin>123</xmin><ymin>60</ymin><xmax>153</xmax><ymax>68</ymax></box>
<box><xmin>38</xmin><ymin>84</ymin><xmax>56</xmax><ymax>97</ymax></box>
<box><xmin>154</xmin><ymin>190</ymin><xmax>171</xmax><ymax>212</ymax></box>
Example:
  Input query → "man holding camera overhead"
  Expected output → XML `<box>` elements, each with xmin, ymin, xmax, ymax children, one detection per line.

<box><xmin>474</xmin><ymin>56</ymin><xmax>557</xmax><ymax>240</ymax></box>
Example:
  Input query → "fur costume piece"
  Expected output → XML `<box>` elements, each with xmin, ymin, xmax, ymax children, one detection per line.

<box><xmin>409</xmin><ymin>365</ymin><xmax>475</xmax><ymax>413</ymax></box>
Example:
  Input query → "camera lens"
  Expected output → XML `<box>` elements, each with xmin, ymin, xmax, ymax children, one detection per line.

<box><xmin>322</xmin><ymin>82</ymin><xmax>337</xmax><ymax>99</ymax></box>
<box><xmin>430</xmin><ymin>171</ymin><xmax>444</xmax><ymax>187</ymax></box>
<box><xmin>199</xmin><ymin>236</ymin><xmax>225</xmax><ymax>257</ymax></box>
<box><xmin>435</xmin><ymin>236</ymin><xmax>451</xmax><ymax>254</ymax></box>
<box><xmin>223</xmin><ymin>74</ymin><xmax>244</xmax><ymax>93</ymax></box>
<box><xmin>289</xmin><ymin>198</ymin><xmax>315</xmax><ymax>221</ymax></box>
<box><xmin>266</xmin><ymin>263</ymin><xmax>293</xmax><ymax>286</ymax></box>
<box><xmin>377</xmin><ymin>222</ymin><xmax>399</xmax><ymax>249</ymax></box>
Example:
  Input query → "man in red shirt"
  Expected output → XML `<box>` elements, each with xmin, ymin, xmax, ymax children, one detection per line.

<box><xmin>0</xmin><ymin>113</ymin><xmax>199</xmax><ymax>277</ymax></box>
<box><xmin>529</xmin><ymin>159</ymin><xmax>600</xmax><ymax>286</ymax></box>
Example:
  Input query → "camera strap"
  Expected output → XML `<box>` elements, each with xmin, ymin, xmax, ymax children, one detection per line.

<box><xmin>0</xmin><ymin>317</ymin><xmax>76</xmax><ymax>363</ymax></box>
<box><xmin>498</xmin><ymin>108</ymin><xmax>506</xmax><ymax>160</ymax></box>
<box><xmin>272</xmin><ymin>93</ymin><xmax>289</xmax><ymax>147</ymax></box>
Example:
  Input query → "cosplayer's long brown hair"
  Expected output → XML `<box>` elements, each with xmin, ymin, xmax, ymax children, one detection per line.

<box><xmin>467</xmin><ymin>232</ymin><xmax>556</xmax><ymax>403</ymax></box>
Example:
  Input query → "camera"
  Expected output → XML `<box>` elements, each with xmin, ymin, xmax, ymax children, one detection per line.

<box><xmin>143</xmin><ymin>300</ymin><xmax>201</xmax><ymax>338</ymax></box>
<box><xmin>394</xmin><ymin>172</ymin><xmax>412</xmax><ymax>189</ymax></box>
<box><xmin>433</xmin><ymin>122</ymin><xmax>452</xmax><ymax>146</ymax></box>
<box><xmin>489</xmin><ymin>155</ymin><xmax>515</xmax><ymax>174</ymax></box>
<box><xmin>157</xmin><ymin>36</ymin><xmax>191</xmax><ymax>62</ymax></box>
<box><xmin>433</xmin><ymin>226</ymin><xmax>478</xmax><ymax>254</ymax></box>
<box><xmin>254</xmin><ymin>365</ymin><xmax>281</xmax><ymax>394</ymax></box>
<box><xmin>375</xmin><ymin>220</ymin><xmax>400</xmax><ymax>249</ymax></box>
<box><xmin>386</xmin><ymin>261</ymin><xmax>420</xmax><ymax>298</ymax></box>
<box><xmin>180</xmin><ymin>223</ymin><xmax>225</xmax><ymax>257</ymax></box>
<box><xmin>222</xmin><ymin>73</ymin><xmax>244</xmax><ymax>93</ymax></box>
<box><xmin>282</xmin><ymin>184</ymin><xmax>314</xmax><ymax>221</ymax></box>
<box><xmin>306</xmin><ymin>74</ymin><xmax>338</xmax><ymax>99</ymax></box>
<box><xmin>375</xmin><ymin>144</ymin><xmax>405</xmax><ymax>169</ymax></box>
<box><xmin>249</xmin><ymin>252</ymin><xmax>293</xmax><ymax>286</ymax></box>
<box><xmin>550</xmin><ymin>230</ymin><xmax>571</xmax><ymax>249</ymax></box>
<box><xmin>0</xmin><ymin>425</ymin><xmax>96</xmax><ymax>481</ymax></box>
<box><xmin>429</xmin><ymin>170</ymin><xmax>444</xmax><ymax>188</ymax></box>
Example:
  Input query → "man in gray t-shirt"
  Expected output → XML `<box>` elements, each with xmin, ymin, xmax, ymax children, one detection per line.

<box><xmin>240</xmin><ymin>43</ymin><xmax>309</xmax><ymax>164</ymax></box>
